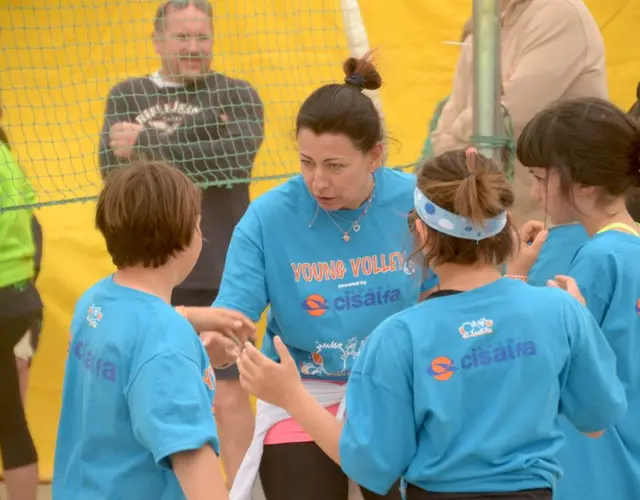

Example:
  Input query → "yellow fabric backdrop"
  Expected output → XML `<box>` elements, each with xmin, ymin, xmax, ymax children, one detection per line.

<box><xmin>0</xmin><ymin>0</ymin><xmax>637</xmax><ymax>481</ymax></box>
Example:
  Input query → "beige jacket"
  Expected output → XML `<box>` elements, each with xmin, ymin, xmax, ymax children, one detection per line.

<box><xmin>431</xmin><ymin>0</ymin><xmax>607</xmax><ymax>155</ymax></box>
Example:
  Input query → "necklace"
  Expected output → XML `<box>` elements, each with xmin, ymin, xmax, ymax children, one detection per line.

<box><xmin>323</xmin><ymin>179</ymin><xmax>376</xmax><ymax>242</ymax></box>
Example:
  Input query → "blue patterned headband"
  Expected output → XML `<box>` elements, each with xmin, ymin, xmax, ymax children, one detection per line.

<box><xmin>413</xmin><ymin>188</ymin><xmax>507</xmax><ymax>241</ymax></box>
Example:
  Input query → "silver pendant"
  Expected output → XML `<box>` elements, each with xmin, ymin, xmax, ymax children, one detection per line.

<box><xmin>343</xmin><ymin>233</ymin><xmax>350</xmax><ymax>242</ymax></box>
<box><xmin>352</xmin><ymin>222</ymin><xmax>361</xmax><ymax>232</ymax></box>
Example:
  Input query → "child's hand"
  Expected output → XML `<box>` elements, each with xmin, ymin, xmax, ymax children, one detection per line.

<box><xmin>547</xmin><ymin>275</ymin><xmax>586</xmax><ymax>306</ymax></box>
<box><xmin>507</xmin><ymin>219</ymin><xmax>548</xmax><ymax>276</ymax></box>
<box><xmin>181</xmin><ymin>307</ymin><xmax>257</xmax><ymax>344</ymax></box>
<box><xmin>237</xmin><ymin>336</ymin><xmax>303</xmax><ymax>410</ymax></box>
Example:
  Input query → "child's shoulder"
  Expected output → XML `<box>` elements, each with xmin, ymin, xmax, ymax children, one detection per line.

<box><xmin>575</xmin><ymin>229</ymin><xmax>640</xmax><ymax>264</ymax></box>
<box><xmin>142</xmin><ymin>306</ymin><xmax>205</xmax><ymax>361</ymax></box>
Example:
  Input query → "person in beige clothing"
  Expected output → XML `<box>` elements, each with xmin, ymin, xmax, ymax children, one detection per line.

<box><xmin>431</xmin><ymin>0</ymin><xmax>607</xmax><ymax>224</ymax></box>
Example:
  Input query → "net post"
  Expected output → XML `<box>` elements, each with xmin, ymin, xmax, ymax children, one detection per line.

<box><xmin>472</xmin><ymin>0</ymin><xmax>504</xmax><ymax>166</ymax></box>
<box><xmin>341</xmin><ymin>0</ymin><xmax>388</xmax><ymax>150</ymax></box>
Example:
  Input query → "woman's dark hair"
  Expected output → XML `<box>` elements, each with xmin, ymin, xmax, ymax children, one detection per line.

<box><xmin>413</xmin><ymin>150</ymin><xmax>515</xmax><ymax>268</ymax></box>
<box><xmin>295</xmin><ymin>53</ymin><xmax>383</xmax><ymax>153</ymax></box>
<box><xmin>517</xmin><ymin>97</ymin><xmax>640</xmax><ymax>208</ymax></box>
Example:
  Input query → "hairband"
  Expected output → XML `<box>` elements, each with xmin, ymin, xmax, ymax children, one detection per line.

<box><xmin>466</xmin><ymin>146</ymin><xmax>478</xmax><ymax>172</ymax></box>
<box><xmin>344</xmin><ymin>72</ymin><xmax>366</xmax><ymax>89</ymax></box>
<box><xmin>413</xmin><ymin>188</ymin><xmax>507</xmax><ymax>241</ymax></box>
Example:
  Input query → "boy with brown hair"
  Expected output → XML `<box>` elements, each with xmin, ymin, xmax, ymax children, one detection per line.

<box><xmin>52</xmin><ymin>160</ymin><xmax>254</xmax><ymax>500</ymax></box>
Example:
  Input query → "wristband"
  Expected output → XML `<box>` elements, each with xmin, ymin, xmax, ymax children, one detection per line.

<box><xmin>212</xmin><ymin>332</ymin><xmax>244</xmax><ymax>370</ymax></box>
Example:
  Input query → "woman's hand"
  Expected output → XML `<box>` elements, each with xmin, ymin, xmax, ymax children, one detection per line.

<box><xmin>200</xmin><ymin>331</ymin><xmax>243</xmax><ymax>369</ymax></box>
<box><xmin>547</xmin><ymin>275</ymin><xmax>586</xmax><ymax>306</ymax></box>
<box><xmin>507</xmin><ymin>219</ymin><xmax>548</xmax><ymax>276</ymax></box>
<box><xmin>237</xmin><ymin>336</ymin><xmax>304</xmax><ymax>410</ymax></box>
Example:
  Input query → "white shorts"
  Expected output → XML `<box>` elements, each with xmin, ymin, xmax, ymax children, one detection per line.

<box><xmin>14</xmin><ymin>329</ymin><xmax>34</xmax><ymax>361</ymax></box>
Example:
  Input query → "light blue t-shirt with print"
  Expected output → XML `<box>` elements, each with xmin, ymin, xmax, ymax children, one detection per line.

<box><xmin>527</xmin><ymin>223</ymin><xmax>589</xmax><ymax>287</ymax></box>
<box><xmin>214</xmin><ymin>168</ymin><xmax>436</xmax><ymax>380</ymax></box>
<box><xmin>338</xmin><ymin>278</ymin><xmax>627</xmax><ymax>495</ymax></box>
<box><xmin>555</xmin><ymin>230</ymin><xmax>640</xmax><ymax>500</ymax></box>
<box><xmin>53</xmin><ymin>277</ymin><xmax>219</xmax><ymax>500</ymax></box>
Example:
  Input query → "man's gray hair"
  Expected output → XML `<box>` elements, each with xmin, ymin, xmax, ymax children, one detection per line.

<box><xmin>154</xmin><ymin>0</ymin><xmax>213</xmax><ymax>33</ymax></box>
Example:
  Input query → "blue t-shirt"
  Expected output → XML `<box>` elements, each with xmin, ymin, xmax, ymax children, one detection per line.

<box><xmin>214</xmin><ymin>168</ymin><xmax>436</xmax><ymax>380</ymax></box>
<box><xmin>527</xmin><ymin>224</ymin><xmax>589</xmax><ymax>287</ymax></box>
<box><xmin>555</xmin><ymin>231</ymin><xmax>640</xmax><ymax>500</ymax></box>
<box><xmin>338</xmin><ymin>278</ymin><xmax>627</xmax><ymax>495</ymax></box>
<box><xmin>53</xmin><ymin>277</ymin><xmax>219</xmax><ymax>500</ymax></box>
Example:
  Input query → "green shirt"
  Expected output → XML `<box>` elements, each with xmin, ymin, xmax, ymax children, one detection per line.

<box><xmin>0</xmin><ymin>142</ymin><xmax>36</xmax><ymax>288</ymax></box>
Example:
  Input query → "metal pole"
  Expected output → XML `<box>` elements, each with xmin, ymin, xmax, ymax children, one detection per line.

<box><xmin>472</xmin><ymin>0</ymin><xmax>503</xmax><ymax>165</ymax></box>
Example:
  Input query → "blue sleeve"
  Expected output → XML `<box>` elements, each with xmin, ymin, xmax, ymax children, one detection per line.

<box><xmin>213</xmin><ymin>205</ymin><xmax>269</xmax><ymax>321</ymax></box>
<box><xmin>128</xmin><ymin>353</ymin><xmax>218</xmax><ymax>469</ymax></box>
<box><xmin>339</xmin><ymin>318</ymin><xmax>416</xmax><ymax>494</ymax></box>
<box><xmin>559</xmin><ymin>302</ymin><xmax>627</xmax><ymax>433</ymax></box>
<box><xmin>420</xmin><ymin>268</ymin><xmax>439</xmax><ymax>293</ymax></box>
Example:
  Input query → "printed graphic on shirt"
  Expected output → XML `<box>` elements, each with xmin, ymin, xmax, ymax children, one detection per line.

<box><xmin>86</xmin><ymin>304</ymin><xmax>103</xmax><ymax>328</ymax></box>
<box><xmin>300</xmin><ymin>336</ymin><xmax>367</xmax><ymax>377</ymax></box>
<box><xmin>293</xmin><ymin>251</ymin><xmax>413</xmax><ymax>318</ymax></box>
<box><xmin>427</xmin><ymin>338</ymin><xmax>538</xmax><ymax>382</ymax></box>
<box><xmin>203</xmin><ymin>365</ymin><xmax>215</xmax><ymax>391</ymax></box>
<box><xmin>291</xmin><ymin>252</ymin><xmax>407</xmax><ymax>284</ymax></box>
<box><xmin>203</xmin><ymin>364</ymin><xmax>216</xmax><ymax>414</ymax></box>
<box><xmin>458</xmin><ymin>318</ymin><xmax>494</xmax><ymax>340</ymax></box>
<box><xmin>302</xmin><ymin>287</ymin><xmax>402</xmax><ymax>317</ymax></box>
<box><xmin>68</xmin><ymin>337</ymin><xmax>117</xmax><ymax>383</ymax></box>
<box><xmin>135</xmin><ymin>101</ymin><xmax>202</xmax><ymax>134</ymax></box>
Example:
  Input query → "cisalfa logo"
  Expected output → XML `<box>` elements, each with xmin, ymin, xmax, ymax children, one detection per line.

<box><xmin>301</xmin><ymin>287</ymin><xmax>402</xmax><ymax>317</ymax></box>
<box><xmin>428</xmin><ymin>339</ymin><xmax>538</xmax><ymax>381</ymax></box>
<box><xmin>301</xmin><ymin>294</ymin><xmax>329</xmax><ymax>317</ymax></box>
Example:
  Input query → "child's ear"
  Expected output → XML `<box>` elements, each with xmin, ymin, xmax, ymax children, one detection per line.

<box><xmin>576</xmin><ymin>184</ymin><xmax>597</xmax><ymax>198</ymax></box>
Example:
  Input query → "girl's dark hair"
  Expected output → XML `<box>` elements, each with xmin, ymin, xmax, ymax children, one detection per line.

<box><xmin>627</xmin><ymin>86</ymin><xmax>640</xmax><ymax>219</ymax></box>
<box><xmin>517</xmin><ymin>97</ymin><xmax>640</xmax><ymax>207</ymax></box>
<box><xmin>413</xmin><ymin>150</ymin><xmax>516</xmax><ymax>268</ymax></box>
<box><xmin>295</xmin><ymin>53</ymin><xmax>383</xmax><ymax>153</ymax></box>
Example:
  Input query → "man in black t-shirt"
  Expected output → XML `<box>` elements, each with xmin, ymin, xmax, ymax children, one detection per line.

<box><xmin>98</xmin><ymin>0</ymin><xmax>264</xmax><ymax>486</ymax></box>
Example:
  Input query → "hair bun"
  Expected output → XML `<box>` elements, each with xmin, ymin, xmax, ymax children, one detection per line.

<box><xmin>342</xmin><ymin>53</ymin><xmax>382</xmax><ymax>91</ymax></box>
<box><xmin>344</xmin><ymin>73</ymin><xmax>366</xmax><ymax>89</ymax></box>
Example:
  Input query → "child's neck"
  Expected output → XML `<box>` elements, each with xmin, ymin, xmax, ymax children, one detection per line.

<box><xmin>113</xmin><ymin>267</ymin><xmax>174</xmax><ymax>303</ymax></box>
<box><xmin>432</xmin><ymin>262</ymin><xmax>503</xmax><ymax>292</ymax></box>
<box><xmin>580</xmin><ymin>201</ymin><xmax>637</xmax><ymax>236</ymax></box>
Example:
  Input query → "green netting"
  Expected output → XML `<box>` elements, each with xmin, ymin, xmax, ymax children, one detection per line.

<box><xmin>416</xmin><ymin>97</ymin><xmax>516</xmax><ymax>180</ymax></box>
<box><xmin>0</xmin><ymin>0</ymin><xmax>355</xmax><ymax>212</ymax></box>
